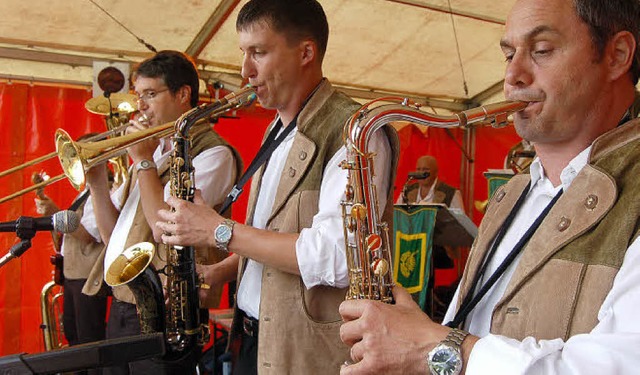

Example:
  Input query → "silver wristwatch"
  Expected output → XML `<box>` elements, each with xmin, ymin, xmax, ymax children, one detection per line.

<box><xmin>135</xmin><ymin>159</ymin><xmax>157</xmax><ymax>172</ymax></box>
<box><xmin>214</xmin><ymin>219</ymin><xmax>235</xmax><ymax>252</ymax></box>
<box><xmin>427</xmin><ymin>328</ymin><xmax>469</xmax><ymax>375</ymax></box>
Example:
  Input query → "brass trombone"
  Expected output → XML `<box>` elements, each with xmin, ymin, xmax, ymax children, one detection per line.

<box><xmin>0</xmin><ymin>125</ymin><xmax>131</xmax><ymax>204</ymax></box>
<box><xmin>55</xmin><ymin>121</ymin><xmax>175</xmax><ymax>190</ymax></box>
<box><xmin>56</xmin><ymin>85</ymin><xmax>256</xmax><ymax>191</ymax></box>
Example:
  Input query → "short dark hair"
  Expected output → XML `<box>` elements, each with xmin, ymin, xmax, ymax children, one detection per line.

<box><xmin>133</xmin><ymin>50</ymin><xmax>200</xmax><ymax>107</ymax></box>
<box><xmin>573</xmin><ymin>0</ymin><xmax>640</xmax><ymax>84</ymax></box>
<box><xmin>236</xmin><ymin>0</ymin><xmax>329</xmax><ymax>61</ymax></box>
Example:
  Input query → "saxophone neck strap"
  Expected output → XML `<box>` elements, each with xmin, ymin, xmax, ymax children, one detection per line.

<box><xmin>219</xmin><ymin>78</ymin><xmax>325</xmax><ymax>215</ymax></box>
<box><xmin>219</xmin><ymin>117</ymin><xmax>297</xmax><ymax>215</ymax></box>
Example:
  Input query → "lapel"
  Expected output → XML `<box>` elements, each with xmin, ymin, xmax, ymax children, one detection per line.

<box><xmin>498</xmin><ymin>165</ymin><xmax>616</xmax><ymax>304</ymax></box>
<box><xmin>267</xmin><ymin>133</ymin><xmax>316</xmax><ymax>225</ymax></box>
<box><xmin>457</xmin><ymin>174</ymin><xmax>530</xmax><ymax>309</ymax></box>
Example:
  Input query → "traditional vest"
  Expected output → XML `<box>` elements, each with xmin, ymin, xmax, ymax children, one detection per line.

<box><xmin>83</xmin><ymin>127</ymin><xmax>240</xmax><ymax>306</ymax></box>
<box><xmin>230</xmin><ymin>80</ymin><xmax>399</xmax><ymax>375</ymax></box>
<box><xmin>62</xmin><ymin>197</ymin><xmax>104</xmax><ymax>280</ymax></box>
<box><xmin>406</xmin><ymin>180</ymin><xmax>456</xmax><ymax>206</ymax></box>
<box><xmin>456</xmin><ymin>118</ymin><xmax>640</xmax><ymax>340</ymax></box>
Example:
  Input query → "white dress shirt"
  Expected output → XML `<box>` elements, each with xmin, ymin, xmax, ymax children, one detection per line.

<box><xmin>104</xmin><ymin>137</ymin><xmax>236</xmax><ymax>274</ymax></box>
<box><xmin>78</xmin><ymin>190</ymin><xmax>101</xmax><ymax>244</ymax></box>
<box><xmin>443</xmin><ymin>146</ymin><xmax>640</xmax><ymax>374</ymax></box>
<box><xmin>395</xmin><ymin>178</ymin><xmax>465</xmax><ymax>210</ymax></box>
<box><xmin>237</xmin><ymin>125</ymin><xmax>392</xmax><ymax>320</ymax></box>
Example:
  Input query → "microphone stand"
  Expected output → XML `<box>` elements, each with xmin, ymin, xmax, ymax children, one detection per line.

<box><xmin>0</xmin><ymin>217</ymin><xmax>37</xmax><ymax>268</ymax></box>
<box><xmin>401</xmin><ymin>177</ymin><xmax>418</xmax><ymax>210</ymax></box>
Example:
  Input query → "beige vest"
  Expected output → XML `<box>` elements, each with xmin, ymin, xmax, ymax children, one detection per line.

<box><xmin>62</xmin><ymin>197</ymin><xmax>105</xmax><ymax>280</ymax></box>
<box><xmin>232</xmin><ymin>80</ymin><xmax>399</xmax><ymax>374</ymax></box>
<box><xmin>84</xmin><ymin>127</ymin><xmax>239</xmax><ymax>306</ymax></box>
<box><xmin>457</xmin><ymin>118</ymin><xmax>640</xmax><ymax>340</ymax></box>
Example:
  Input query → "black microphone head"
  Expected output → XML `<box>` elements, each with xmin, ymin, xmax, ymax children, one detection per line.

<box><xmin>52</xmin><ymin>210</ymin><xmax>80</xmax><ymax>233</ymax></box>
<box><xmin>408</xmin><ymin>171</ymin><xmax>430</xmax><ymax>180</ymax></box>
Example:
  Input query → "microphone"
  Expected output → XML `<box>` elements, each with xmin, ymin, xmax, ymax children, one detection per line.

<box><xmin>0</xmin><ymin>211</ymin><xmax>80</xmax><ymax>268</ymax></box>
<box><xmin>0</xmin><ymin>210</ymin><xmax>80</xmax><ymax>234</ymax></box>
<box><xmin>408</xmin><ymin>171</ymin><xmax>430</xmax><ymax>180</ymax></box>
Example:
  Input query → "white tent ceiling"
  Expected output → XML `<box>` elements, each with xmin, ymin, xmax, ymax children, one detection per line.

<box><xmin>0</xmin><ymin>0</ymin><xmax>516</xmax><ymax>111</ymax></box>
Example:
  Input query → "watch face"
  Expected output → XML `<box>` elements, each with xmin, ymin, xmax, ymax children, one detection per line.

<box><xmin>215</xmin><ymin>224</ymin><xmax>232</xmax><ymax>242</ymax></box>
<box><xmin>428</xmin><ymin>345</ymin><xmax>462</xmax><ymax>375</ymax></box>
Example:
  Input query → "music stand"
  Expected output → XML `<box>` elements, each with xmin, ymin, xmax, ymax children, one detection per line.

<box><xmin>431</xmin><ymin>205</ymin><xmax>477</xmax><ymax>248</ymax></box>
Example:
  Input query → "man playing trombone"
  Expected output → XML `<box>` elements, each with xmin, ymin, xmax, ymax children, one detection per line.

<box><xmin>85</xmin><ymin>50</ymin><xmax>240</xmax><ymax>374</ymax></box>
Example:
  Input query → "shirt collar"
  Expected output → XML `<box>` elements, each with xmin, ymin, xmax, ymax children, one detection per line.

<box><xmin>528</xmin><ymin>145</ymin><xmax>592</xmax><ymax>191</ymax></box>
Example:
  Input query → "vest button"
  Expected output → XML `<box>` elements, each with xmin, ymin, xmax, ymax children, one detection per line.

<box><xmin>94</xmin><ymin>281</ymin><xmax>99</xmax><ymax>286</ymax></box>
<box><xmin>495</xmin><ymin>190</ymin><xmax>506</xmax><ymax>202</ymax></box>
<box><xmin>299</xmin><ymin>151</ymin><xmax>307</xmax><ymax>160</ymax></box>
<box><xmin>288</xmin><ymin>167</ymin><xmax>296</xmax><ymax>178</ymax></box>
<box><xmin>585</xmin><ymin>194</ymin><xmax>598</xmax><ymax>210</ymax></box>
<box><xmin>558</xmin><ymin>216</ymin><xmax>571</xmax><ymax>231</ymax></box>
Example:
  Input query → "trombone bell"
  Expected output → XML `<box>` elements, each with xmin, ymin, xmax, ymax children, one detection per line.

<box><xmin>55</xmin><ymin>129</ymin><xmax>89</xmax><ymax>191</ymax></box>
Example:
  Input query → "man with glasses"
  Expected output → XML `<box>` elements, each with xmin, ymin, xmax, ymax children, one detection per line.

<box><xmin>85</xmin><ymin>50</ymin><xmax>240</xmax><ymax>374</ymax></box>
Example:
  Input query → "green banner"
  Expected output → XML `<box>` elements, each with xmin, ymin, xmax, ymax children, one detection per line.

<box><xmin>393</xmin><ymin>206</ymin><xmax>437</xmax><ymax>308</ymax></box>
<box><xmin>484</xmin><ymin>172</ymin><xmax>514</xmax><ymax>199</ymax></box>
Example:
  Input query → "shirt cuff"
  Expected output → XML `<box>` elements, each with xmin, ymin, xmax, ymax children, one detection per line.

<box><xmin>466</xmin><ymin>335</ymin><xmax>535</xmax><ymax>375</ymax></box>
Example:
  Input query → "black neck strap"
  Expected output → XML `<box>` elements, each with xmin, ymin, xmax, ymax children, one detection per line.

<box><xmin>218</xmin><ymin>79</ymin><xmax>325</xmax><ymax>215</ymax></box>
<box><xmin>446</xmin><ymin>181</ymin><xmax>564</xmax><ymax>328</ymax></box>
<box><xmin>68</xmin><ymin>189</ymin><xmax>90</xmax><ymax>212</ymax></box>
<box><xmin>219</xmin><ymin>117</ymin><xmax>297</xmax><ymax>215</ymax></box>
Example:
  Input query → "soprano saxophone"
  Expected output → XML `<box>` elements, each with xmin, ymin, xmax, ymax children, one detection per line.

<box><xmin>105</xmin><ymin>86</ymin><xmax>256</xmax><ymax>358</ymax></box>
<box><xmin>341</xmin><ymin>97</ymin><xmax>527</xmax><ymax>303</ymax></box>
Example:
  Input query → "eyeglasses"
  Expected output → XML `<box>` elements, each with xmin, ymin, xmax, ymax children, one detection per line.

<box><xmin>135</xmin><ymin>88</ymin><xmax>170</xmax><ymax>103</ymax></box>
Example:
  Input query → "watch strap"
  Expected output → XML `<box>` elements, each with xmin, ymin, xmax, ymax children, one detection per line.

<box><xmin>216</xmin><ymin>219</ymin><xmax>235</xmax><ymax>252</ymax></box>
<box><xmin>135</xmin><ymin>159</ymin><xmax>157</xmax><ymax>172</ymax></box>
<box><xmin>443</xmin><ymin>328</ymin><xmax>469</xmax><ymax>348</ymax></box>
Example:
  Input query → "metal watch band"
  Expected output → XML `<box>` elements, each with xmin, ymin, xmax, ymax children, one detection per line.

<box><xmin>135</xmin><ymin>159</ymin><xmax>157</xmax><ymax>172</ymax></box>
<box><xmin>444</xmin><ymin>328</ymin><xmax>469</xmax><ymax>347</ymax></box>
<box><xmin>216</xmin><ymin>218</ymin><xmax>235</xmax><ymax>252</ymax></box>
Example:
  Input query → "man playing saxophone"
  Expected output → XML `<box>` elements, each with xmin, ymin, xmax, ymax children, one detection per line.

<box><xmin>85</xmin><ymin>50</ymin><xmax>240</xmax><ymax>374</ymax></box>
<box><xmin>157</xmin><ymin>1</ymin><xmax>398</xmax><ymax>374</ymax></box>
<box><xmin>338</xmin><ymin>0</ymin><xmax>640</xmax><ymax>374</ymax></box>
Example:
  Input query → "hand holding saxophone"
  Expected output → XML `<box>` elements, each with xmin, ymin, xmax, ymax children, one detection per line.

<box><xmin>339</xmin><ymin>286</ymin><xmax>456</xmax><ymax>375</ymax></box>
<box><xmin>156</xmin><ymin>190</ymin><xmax>223</xmax><ymax>249</ymax></box>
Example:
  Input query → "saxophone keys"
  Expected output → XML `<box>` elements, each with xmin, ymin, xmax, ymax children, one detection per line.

<box><xmin>350</xmin><ymin>203</ymin><xmax>367</xmax><ymax>221</ymax></box>
<box><xmin>366</xmin><ymin>234</ymin><xmax>382</xmax><ymax>252</ymax></box>
<box><xmin>345</xmin><ymin>184</ymin><xmax>354</xmax><ymax>201</ymax></box>
<box><xmin>370</xmin><ymin>258</ymin><xmax>389</xmax><ymax>277</ymax></box>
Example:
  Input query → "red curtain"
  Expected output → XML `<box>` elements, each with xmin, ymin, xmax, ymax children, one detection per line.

<box><xmin>0</xmin><ymin>82</ymin><xmax>522</xmax><ymax>357</ymax></box>
<box><xmin>0</xmin><ymin>82</ymin><xmax>106</xmax><ymax>356</ymax></box>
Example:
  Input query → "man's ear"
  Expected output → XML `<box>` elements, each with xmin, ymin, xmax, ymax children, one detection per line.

<box><xmin>178</xmin><ymin>85</ymin><xmax>192</xmax><ymax>105</ymax></box>
<box><xmin>607</xmin><ymin>30</ymin><xmax>636</xmax><ymax>81</ymax></box>
<box><xmin>300</xmin><ymin>40</ymin><xmax>316</xmax><ymax>66</ymax></box>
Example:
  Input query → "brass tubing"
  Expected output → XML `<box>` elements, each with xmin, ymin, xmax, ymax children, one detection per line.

<box><xmin>0</xmin><ymin>123</ymin><xmax>131</xmax><ymax>179</ymax></box>
<box><xmin>0</xmin><ymin>152</ymin><xmax>57</xmax><ymax>178</ymax></box>
<box><xmin>0</xmin><ymin>174</ymin><xmax>67</xmax><ymax>204</ymax></box>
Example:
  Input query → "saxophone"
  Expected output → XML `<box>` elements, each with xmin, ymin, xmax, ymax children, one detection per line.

<box><xmin>105</xmin><ymin>86</ymin><xmax>256</xmax><ymax>358</ymax></box>
<box><xmin>340</xmin><ymin>97</ymin><xmax>527</xmax><ymax>303</ymax></box>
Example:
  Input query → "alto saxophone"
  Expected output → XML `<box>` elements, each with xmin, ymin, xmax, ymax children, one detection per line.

<box><xmin>341</xmin><ymin>97</ymin><xmax>527</xmax><ymax>303</ymax></box>
<box><xmin>105</xmin><ymin>86</ymin><xmax>256</xmax><ymax>358</ymax></box>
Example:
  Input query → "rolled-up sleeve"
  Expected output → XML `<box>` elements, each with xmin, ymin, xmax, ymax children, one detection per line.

<box><xmin>297</xmin><ymin>130</ymin><xmax>392</xmax><ymax>289</ymax></box>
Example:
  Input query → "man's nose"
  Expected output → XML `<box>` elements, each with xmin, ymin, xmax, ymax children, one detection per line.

<box><xmin>241</xmin><ymin>55</ymin><xmax>256</xmax><ymax>79</ymax></box>
<box><xmin>504</xmin><ymin>51</ymin><xmax>533</xmax><ymax>89</ymax></box>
